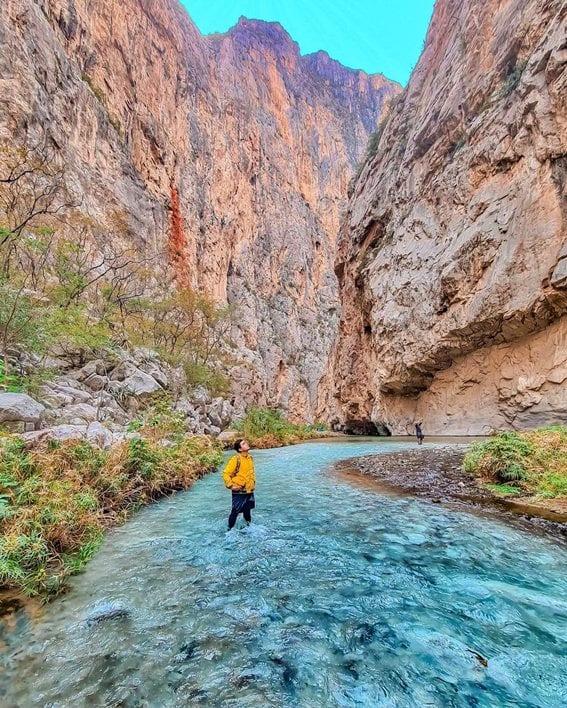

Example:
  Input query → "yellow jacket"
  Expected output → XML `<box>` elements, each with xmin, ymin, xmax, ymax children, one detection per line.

<box><xmin>222</xmin><ymin>453</ymin><xmax>255</xmax><ymax>493</ymax></box>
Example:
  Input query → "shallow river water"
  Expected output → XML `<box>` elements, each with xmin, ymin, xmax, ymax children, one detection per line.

<box><xmin>1</xmin><ymin>439</ymin><xmax>567</xmax><ymax>707</ymax></box>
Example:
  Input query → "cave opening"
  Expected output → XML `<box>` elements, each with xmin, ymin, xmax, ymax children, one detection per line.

<box><xmin>342</xmin><ymin>419</ymin><xmax>391</xmax><ymax>436</ymax></box>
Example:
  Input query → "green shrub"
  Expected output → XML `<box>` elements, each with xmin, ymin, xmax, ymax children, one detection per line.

<box><xmin>234</xmin><ymin>407</ymin><xmax>321</xmax><ymax>448</ymax></box>
<box><xmin>183</xmin><ymin>361</ymin><xmax>229</xmax><ymax>396</ymax></box>
<box><xmin>128</xmin><ymin>394</ymin><xmax>186</xmax><ymax>441</ymax></box>
<box><xmin>463</xmin><ymin>431</ymin><xmax>533</xmax><ymax>482</ymax></box>
<box><xmin>464</xmin><ymin>426</ymin><xmax>567</xmax><ymax>499</ymax></box>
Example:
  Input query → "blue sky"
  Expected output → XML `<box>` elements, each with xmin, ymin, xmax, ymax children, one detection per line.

<box><xmin>179</xmin><ymin>1</ymin><xmax>435</xmax><ymax>85</ymax></box>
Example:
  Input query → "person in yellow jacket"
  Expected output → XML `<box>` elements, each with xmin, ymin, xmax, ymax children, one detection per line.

<box><xmin>222</xmin><ymin>438</ymin><xmax>256</xmax><ymax>530</ymax></box>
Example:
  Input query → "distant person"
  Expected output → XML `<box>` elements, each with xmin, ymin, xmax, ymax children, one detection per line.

<box><xmin>415</xmin><ymin>422</ymin><xmax>425</xmax><ymax>445</ymax></box>
<box><xmin>222</xmin><ymin>438</ymin><xmax>256</xmax><ymax>530</ymax></box>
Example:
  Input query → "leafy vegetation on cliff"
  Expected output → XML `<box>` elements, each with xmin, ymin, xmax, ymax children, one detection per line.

<box><xmin>235</xmin><ymin>407</ymin><xmax>327</xmax><ymax>449</ymax></box>
<box><xmin>0</xmin><ymin>432</ymin><xmax>222</xmax><ymax>598</ymax></box>
<box><xmin>0</xmin><ymin>143</ymin><xmax>233</xmax><ymax>395</ymax></box>
<box><xmin>463</xmin><ymin>426</ymin><xmax>567</xmax><ymax>498</ymax></box>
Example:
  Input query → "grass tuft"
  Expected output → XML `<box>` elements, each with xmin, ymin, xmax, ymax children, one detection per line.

<box><xmin>464</xmin><ymin>426</ymin><xmax>567</xmax><ymax>499</ymax></box>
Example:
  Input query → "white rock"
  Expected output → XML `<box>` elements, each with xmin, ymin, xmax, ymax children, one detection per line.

<box><xmin>175</xmin><ymin>398</ymin><xmax>198</xmax><ymax>417</ymax></box>
<box><xmin>39</xmin><ymin>424</ymin><xmax>87</xmax><ymax>442</ymax></box>
<box><xmin>48</xmin><ymin>382</ymin><xmax>93</xmax><ymax>403</ymax></box>
<box><xmin>0</xmin><ymin>393</ymin><xmax>45</xmax><ymax>424</ymax></box>
<box><xmin>75</xmin><ymin>359</ymin><xmax>108</xmax><ymax>381</ymax></box>
<box><xmin>38</xmin><ymin>387</ymin><xmax>74</xmax><ymax>407</ymax></box>
<box><xmin>120</xmin><ymin>371</ymin><xmax>163</xmax><ymax>397</ymax></box>
<box><xmin>139</xmin><ymin>361</ymin><xmax>168</xmax><ymax>388</ymax></box>
<box><xmin>109</xmin><ymin>360</ymin><xmax>140</xmax><ymax>382</ymax></box>
<box><xmin>220</xmin><ymin>400</ymin><xmax>235</xmax><ymax>426</ymax></box>
<box><xmin>217</xmin><ymin>430</ymin><xmax>240</xmax><ymax>445</ymax></box>
<box><xmin>85</xmin><ymin>422</ymin><xmax>115</xmax><ymax>448</ymax></box>
<box><xmin>56</xmin><ymin>403</ymin><xmax>99</xmax><ymax>424</ymax></box>
<box><xmin>207</xmin><ymin>409</ymin><xmax>222</xmax><ymax>428</ymax></box>
<box><xmin>190</xmin><ymin>386</ymin><xmax>211</xmax><ymax>405</ymax></box>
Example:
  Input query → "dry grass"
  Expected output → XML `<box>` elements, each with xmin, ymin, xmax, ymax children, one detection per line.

<box><xmin>463</xmin><ymin>426</ymin><xmax>567</xmax><ymax>498</ymax></box>
<box><xmin>0</xmin><ymin>434</ymin><xmax>222</xmax><ymax>598</ymax></box>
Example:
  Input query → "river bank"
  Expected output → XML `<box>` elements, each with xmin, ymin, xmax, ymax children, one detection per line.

<box><xmin>336</xmin><ymin>442</ymin><xmax>567</xmax><ymax>539</ymax></box>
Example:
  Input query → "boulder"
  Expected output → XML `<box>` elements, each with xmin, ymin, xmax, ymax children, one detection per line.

<box><xmin>56</xmin><ymin>403</ymin><xmax>99</xmax><ymax>424</ymax></box>
<box><xmin>551</xmin><ymin>258</ymin><xmax>567</xmax><ymax>289</ymax></box>
<box><xmin>139</xmin><ymin>361</ymin><xmax>168</xmax><ymax>388</ymax></box>
<box><xmin>120</xmin><ymin>371</ymin><xmax>163</xmax><ymax>397</ymax></box>
<box><xmin>46</xmin><ymin>382</ymin><xmax>93</xmax><ymax>403</ymax></box>
<box><xmin>109</xmin><ymin>360</ymin><xmax>140</xmax><ymax>382</ymax></box>
<box><xmin>94</xmin><ymin>397</ymin><xmax>129</xmax><ymax>425</ymax></box>
<box><xmin>217</xmin><ymin>430</ymin><xmax>240</xmax><ymax>446</ymax></box>
<box><xmin>190</xmin><ymin>386</ymin><xmax>211</xmax><ymax>406</ymax></box>
<box><xmin>85</xmin><ymin>421</ymin><xmax>115</xmax><ymax>448</ymax></box>
<box><xmin>186</xmin><ymin>418</ymin><xmax>206</xmax><ymax>435</ymax></box>
<box><xmin>22</xmin><ymin>422</ymin><xmax>117</xmax><ymax>448</ymax></box>
<box><xmin>42</xmin><ymin>355</ymin><xmax>73</xmax><ymax>371</ymax></box>
<box><xmin>83</xmin><ymin>374</ymin><xmax>108</xmax><ymax>391</ymax></box>
<box><xmin>207</xmin><ymin>409</ymin><xmax>222</xmax><ymax>428</ymax></box>
<box><xmin>0</xmin><ymin>393</ymin><xmax>45</xmax><ymax>431</ymax></box>
<box><xmin>219</xmin><ymin>400</ymin><xmax>235</xmax><ymax>427</ymax></box>
<box><xmin>37</xmin><ymin>386</ymin><xmax>74</xmax><ymax>407</ymax></box>
<box><xmin>174</xmin><ymin>398</ymin><xmax>198</xmax><ymax>417</ymax></box>
<box><xmin>74</xmin><ymin>359</ymin><xmax>108</xmax><ymax>381</ymax></box>
<box><xmin>24</xmin><ymin>424</ymin><xmax>87</xmax><ymax>444</ymax></box>
<box><xmin>85</xmin><ymin>600</ymin><xmax>131</xmax><ymax>625</ymax></box>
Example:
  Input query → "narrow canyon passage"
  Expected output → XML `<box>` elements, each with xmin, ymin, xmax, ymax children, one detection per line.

<box><xmin>1</xmin><ymin>440</ymin><xmax>566</xmax><ymax>706</ymax></box>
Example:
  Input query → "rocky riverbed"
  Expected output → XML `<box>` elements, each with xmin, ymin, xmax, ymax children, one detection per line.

<box><xmin>336</xmin><ymin>444</ymin><xmax>567</xmax><ymax>539</ymax></box>
<box><xmin>0</xmin><ymin>347</ymin><xmax>245</xmax><ymax>448</ymax></box>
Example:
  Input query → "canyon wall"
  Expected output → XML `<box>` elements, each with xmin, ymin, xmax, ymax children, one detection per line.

<box><xmin>331</xmin><ymin>0</ymin><xmax>567</xmax><ymax>434</ymax></box>
<box><xmin>0</xmin><ymin>0</ymin><xmax>398</xmax><ymax>420</ymax></box>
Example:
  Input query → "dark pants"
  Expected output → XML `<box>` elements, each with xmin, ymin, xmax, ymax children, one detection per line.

<box><xmin>228</xmin><ymin>492</ymin><xmax>254</xmax><ymax>529</ymax></box>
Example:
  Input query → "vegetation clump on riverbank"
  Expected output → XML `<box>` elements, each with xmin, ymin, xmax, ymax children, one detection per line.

<box><xmin>234</xmin><ymin>407</ymin><xmax>327</xmax><ymax>449</ymax></box>
<box><xmin>463</xmin><ymin>426</ymin><xmax>567</xmax><ymax>498</ymax></box>
<box><xmin>0</xmin><ymin>433</ymin><xmax>222</xmax><ymax>598</ymax></box>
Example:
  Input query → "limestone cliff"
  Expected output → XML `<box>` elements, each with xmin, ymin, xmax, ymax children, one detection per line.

<box><xmin>331</xmin><ymin>0</ymin><xmax>567</xmax><ymax>434</ymax></box>
<box><xmin>0</xmin><ymin>1</ymin><xmax>398</xmax><ymax>420</ymax></box>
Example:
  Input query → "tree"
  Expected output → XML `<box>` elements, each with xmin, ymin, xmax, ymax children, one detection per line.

<box><xmin>0</xmin><ymin>141</ymin><xmax>75</xmax><ymax>269</ymax></box>
<box><xmin>0</xmin><ymin>232</ymin><xmax>54</xmax><ymax>385</ymax></box>
<box><xmin>126</xmin><ymin>284</ymin><xmax>235</xmax><ymax>393</ymax></box>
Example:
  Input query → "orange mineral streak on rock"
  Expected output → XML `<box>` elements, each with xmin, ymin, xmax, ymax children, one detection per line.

<box><xmin>168</xmin><ymin>185</ymin><xmax>189</xmax><ymax>289</ymax></box>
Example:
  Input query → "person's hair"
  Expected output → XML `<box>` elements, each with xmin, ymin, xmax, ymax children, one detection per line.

<box><xmin>233</xmin><ymin>439</ymin><xmax>244</xmax><ymax>452</ymax></box>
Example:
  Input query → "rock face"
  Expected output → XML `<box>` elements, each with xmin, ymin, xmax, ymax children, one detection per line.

<box><xmin>0</xmin><ymin>1</ymin><xmax>398</xmax><ymax>421</ymax></box>
<box><xmin>330</xmin><ymin>0</ymin><xmax>567</xmax><ymax>434</ymax></box>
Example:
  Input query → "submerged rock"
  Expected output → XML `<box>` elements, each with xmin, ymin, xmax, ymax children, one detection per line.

<box><xmin>85</xmin><ymin>601</ymin><xmax>131</xmax><ymax>625</ymax></box>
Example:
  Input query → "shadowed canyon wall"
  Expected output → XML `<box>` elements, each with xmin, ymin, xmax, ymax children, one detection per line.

<box><xmin>0</xmin><ymin>0</ymin><xmax>399</xmax><ymax>420</ymax></box>
<box><xmin>330</xmin><ymin>0</ymin><xmax>567</xmax><ymax>434</ymax></box>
